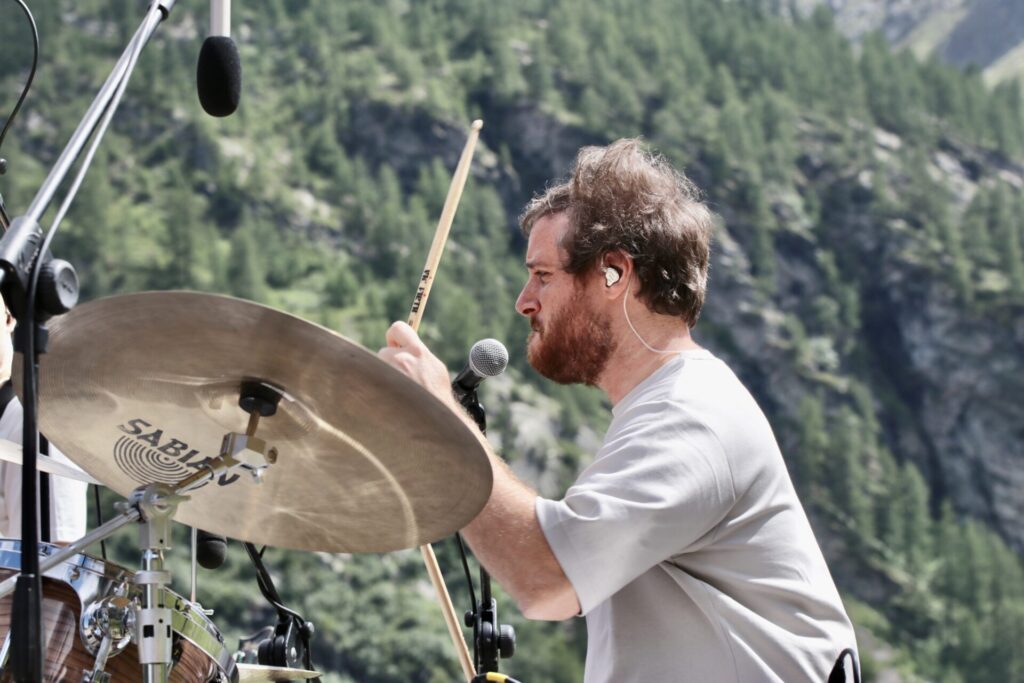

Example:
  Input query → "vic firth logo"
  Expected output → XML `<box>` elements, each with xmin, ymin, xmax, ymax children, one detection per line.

<box><xmin>115</xmin><ymin>419</ymin><xmax>239</xmax><ymax>487</ymax></box>
<box><xmin>410</xmin><ymin>268</ymin><xmax>431</xmax><ymax>313</ymax></box>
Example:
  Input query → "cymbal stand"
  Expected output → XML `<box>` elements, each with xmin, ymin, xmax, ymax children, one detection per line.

<box><xmin>131</xmin><ymin>386</ymin><xmax>279</xmax><ymax>683</ymax></box>
<box><xmin>0</xmin><ymin>392</ymin><xmax>278</xmax><ymax>683</ymax></box>
<box><xmin>133</xmin><ymin>485</ymin><xmax>180</xmax><ymax>683</ymax></box>
<box><xmin>0</xmin><ymin>402</ymin><xmax>278</xmax><ymax>597</ymax></box>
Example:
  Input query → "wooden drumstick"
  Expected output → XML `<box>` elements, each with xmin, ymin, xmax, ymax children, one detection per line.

<box><xmin>407</xmin><ymin>119</ymin><xmax>483</xmax><ymax>683</ymax></box>
<box><xmin>407</xmin><ymin>119</ymin><xmax>483</xmax><ymax>332</ymax></box>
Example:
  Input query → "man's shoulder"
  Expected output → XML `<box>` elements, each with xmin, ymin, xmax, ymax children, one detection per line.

<box><xmin>609</xmin><ymin>352</ymin><xmax>782</xmax><ymax>482</ymax></box>
<box><xmin>616</xmin><ymin>353</ymin><xmax>754</xmax><ymax>421</ymax></box>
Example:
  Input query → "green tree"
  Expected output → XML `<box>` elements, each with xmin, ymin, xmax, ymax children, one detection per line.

<box><xmin>794</xmin><ymin>394</ymin><xmax>827</xmax><ymax>493</ymax></box>
<box><xmin>227</xmin><ymin>224</ymin><xmax>267</xmax><ymax>301</ymax></box>
<box><xmin>825</xmin><ymin>406</ymin><xmax>874</xmax><ymax>540</ymax></box>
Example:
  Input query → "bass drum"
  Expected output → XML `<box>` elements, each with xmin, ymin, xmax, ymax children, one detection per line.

<box><xmin>0</xmin><ymin>540</ymin><xmax>237</xmax><ymax>682</ymax></box>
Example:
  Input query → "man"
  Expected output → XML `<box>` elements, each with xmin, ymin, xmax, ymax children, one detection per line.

<box><xmin>380</xmin><ymin>140</ymin><xmax>858</xmax><ymax>682</ymax></box>
<box><xmin>0</xmin><ymin>303</ymin><xmax>87</xmax><ymax>543</ymax></box>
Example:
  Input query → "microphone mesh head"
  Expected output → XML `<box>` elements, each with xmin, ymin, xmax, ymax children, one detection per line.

<box><xmin>469</xmin><ymin>339</ymin><xmax>509</xmax><ymax>378</ymax></box>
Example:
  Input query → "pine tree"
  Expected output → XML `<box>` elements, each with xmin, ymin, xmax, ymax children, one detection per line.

<box><xmin>227</xmin><ymin>225</ymin><xmax>267</xmax><ymax>302</ymax></box>
<box><xmin>826</xmin><ymin>406</ymin><xmax>874</xmax><ymax>540</ymax></box>
<box><xmin>794</xmin><ymin>394</ymin><xmax>827</xmax><ymax>494</ymax></box>
<box><xmin>899</xmin><ymin>462</ymin><xmax>932</xmax><ymax>573</ymax></box>
<box><xmin>990</xmin><ymin>184</ymin><xmax>1024</xmax><ymax>296</ymax></box>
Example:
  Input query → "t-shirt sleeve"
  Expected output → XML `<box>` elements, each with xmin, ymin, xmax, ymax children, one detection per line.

<box><xmin>535</xmin><ymin>399</ymin><xmax>736</xmax><ymax>615</ymax></box>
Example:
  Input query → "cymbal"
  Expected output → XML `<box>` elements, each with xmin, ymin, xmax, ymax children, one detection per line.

<box><xmin>18</xmin><ymin>292</ymin><xmax>491</xmax><ymax>553</ymax></box>
<box><xmin>235</xmin><ymin>664</ymin><xmax>320</xmax><ymax>681</ymax></box>
<box><xmin>0</xmin><ymin>438</ymin><xmax>100</xmax><ymax>485</ymax></box>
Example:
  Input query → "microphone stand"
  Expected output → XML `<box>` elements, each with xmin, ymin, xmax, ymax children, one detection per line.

<box><xmin>0</xmin><ymin>3</ymin><xmax>178</xmax><ymax>680</ymax></box>
<box><xmin>453</xmin><ymin>390</ymin><xmax>518</xmax><ymax>682</ymax></box>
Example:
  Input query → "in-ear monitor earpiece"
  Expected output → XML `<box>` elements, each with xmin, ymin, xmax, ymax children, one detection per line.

<box><xmin>603</xmin><ymin>266</ymin><xmax>621</xmax><ymax>287</ymax></box>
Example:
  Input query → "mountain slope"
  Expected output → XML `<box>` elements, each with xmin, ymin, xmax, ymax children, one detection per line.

<box><xmin>797</xmin><ymin>0</ymin><xmax>1024</xmax><ymax>84</ymax></box>
<box><xmin>1</xmin><ymin>1</ymin><xmax>1022</xmax><ymax>681</ymax></box>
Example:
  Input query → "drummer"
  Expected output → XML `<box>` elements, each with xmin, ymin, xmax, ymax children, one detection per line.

<box><xmin>0</xmin><ymin>301</ymin><xmax>87</xmax><ymax>543</ymax></box>
<box><xmin>380</xmin><ymin>139</ymin><xmax>859</xmax><ymax>682</ymax></box>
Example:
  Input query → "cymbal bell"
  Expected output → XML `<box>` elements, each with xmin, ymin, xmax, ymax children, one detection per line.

<box><xmin>18</xmin><ymin>291</ymin><xmax>492</xmax><ymax>553</ymax></box>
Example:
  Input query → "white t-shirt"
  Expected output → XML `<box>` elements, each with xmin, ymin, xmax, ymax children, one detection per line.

<box><xmin>0</xmin><ymin>396</ymin><xmax>88</xmax><ymax>543</ymax></box>
<box><xmin>536</xmin><ymin>350</ymin><xmax>857</xmax><ymax>683</ymax></box>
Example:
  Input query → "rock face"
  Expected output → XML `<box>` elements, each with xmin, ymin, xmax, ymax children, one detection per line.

<box><xmin>893</xmin><ymin>270</ymin><xmax>1024</xmax><ymax>546</ymax></box>
<box><xmin>794</xmin><ymin>0</ymin><xmax>1024</xmax><ymax>81</ymax></box>
<box><xmin>809</xmin><ymin>132</ymin><xmax>1024</xmax><ymax>552</ymax></box>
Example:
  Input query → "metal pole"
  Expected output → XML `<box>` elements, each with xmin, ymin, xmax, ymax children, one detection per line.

<box><xmin>0</xmin><ymin>506</ymin><xmax>141</xmax><ymax>599</ymax></box>
<box><xmin>23</xmin><ymin>1</ymin><xmax>176</xmax><ymax>225</ymax></box>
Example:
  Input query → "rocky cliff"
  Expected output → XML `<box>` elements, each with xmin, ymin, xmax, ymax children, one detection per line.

<box><xmin>794</xmin><ymin>0</ymin><xmax>1024</xmax><ymax>83</ymax></box>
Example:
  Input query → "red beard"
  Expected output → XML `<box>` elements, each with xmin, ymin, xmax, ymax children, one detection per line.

<box><xmin>527</xmin><ymin>288</ymin><xmax>616</xmax><ymax>386</ymax></box>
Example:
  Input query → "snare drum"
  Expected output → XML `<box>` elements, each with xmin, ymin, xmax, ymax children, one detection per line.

<box><xmin>0</xmin><ymin>540</ymin><xmax>237</xmax><ymax>682</ymax></box>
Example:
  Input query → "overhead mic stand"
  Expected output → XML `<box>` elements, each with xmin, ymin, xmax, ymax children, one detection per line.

<box><xmin>453</xmin><ymin>390</ymin><xmax>518</xmax><ymax>682</ymax></box>
<box><xmin>0</xmin><ymin>3</ymin><xmax>179</xmax><ymax>680</ymax></box>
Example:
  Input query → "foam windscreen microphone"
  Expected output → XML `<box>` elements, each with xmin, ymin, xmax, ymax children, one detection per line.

<box><xmin>196</xmin><ymin>0</ymin><xmax>241</xmax><ymax>117</ymax></box>
<box><xmin>196</xmin><ymin>529</ymin><xmax>228</xmax><ymax>569</ymax></box>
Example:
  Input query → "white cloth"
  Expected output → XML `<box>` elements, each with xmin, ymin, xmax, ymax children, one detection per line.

<box><xmin>0</xmin><ymin>397</ymin><xmax>88</xmax><ymax>543</ymax></box>
<box><xmin>536</xmin><ymin>350</ymin><xmax>857</xmax><ymax>683</ymax></box>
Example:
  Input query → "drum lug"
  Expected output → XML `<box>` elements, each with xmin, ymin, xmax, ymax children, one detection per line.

<box><xmin>80</xmin><ymin>595</ymin><xmax>134</xmax><ymax>656</ymax></box>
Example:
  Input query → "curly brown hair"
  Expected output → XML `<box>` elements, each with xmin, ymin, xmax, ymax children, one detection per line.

<box><xmin>520</xmin><ymin>139</ymin><xmax>714</xmax><ymax>328</ymax></box>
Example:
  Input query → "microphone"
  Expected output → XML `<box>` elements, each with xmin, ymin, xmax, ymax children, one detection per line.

<box><xmin>196</xmin><ymin>529</ymin><xmax>228</xmax><ymax>569</ymax></box>
<box><xmin>453</xmin><ymin>338</ymin><xmax>509</xmax><ymax>399</ymax></box>
<box><xmin>196</xmin><ymin>0</ymin><xmax>241</xmax><ymax>117</ymax></box>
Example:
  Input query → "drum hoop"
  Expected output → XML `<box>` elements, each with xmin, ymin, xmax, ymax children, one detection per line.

<box><xmin>0</xmin><ymin>539</ymin><xmax>237</xmax><ymax>681</ymax></box>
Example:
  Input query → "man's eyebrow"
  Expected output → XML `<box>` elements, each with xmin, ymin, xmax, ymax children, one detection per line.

<box><xmin>525</xmin><ymin>259</ymin><xmax>556</xmax><ymax>270</ymax></box>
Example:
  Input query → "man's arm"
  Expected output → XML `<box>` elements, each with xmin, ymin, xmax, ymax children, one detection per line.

<box><xmin>379</xmin><ymin>322</ymin><xmax>580</xmax><ymax>620</ymax></box>
<box><xmin>461</xmin><ymin>453</ymin><xmax>580</xmax><ymax>620</ymax></box>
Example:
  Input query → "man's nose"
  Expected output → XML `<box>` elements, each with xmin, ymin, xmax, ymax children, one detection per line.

<box><xmin>516</xmin><ymin>284</ymin><xmax>538</xmax><ymax>318</ymax></box>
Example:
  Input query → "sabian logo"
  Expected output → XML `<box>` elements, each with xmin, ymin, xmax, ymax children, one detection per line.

<box><xmin>115</xmin><ymin>419</ymin><xmax>239</xmax><ymax>487</ymax></box>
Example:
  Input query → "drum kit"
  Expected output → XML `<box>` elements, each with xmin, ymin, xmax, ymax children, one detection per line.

<box><xmin>0</xmin><ymin>2</ymin><xmax>513</xmax><ymax>679</ymax></box>
<box><xmin>0</xmin><ymin>291</ymin><xmax>496</xmax><ymax>682</ymax></box>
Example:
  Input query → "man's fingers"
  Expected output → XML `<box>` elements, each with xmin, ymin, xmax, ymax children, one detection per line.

<box><xmin>385</xmin><ymin>320</ymin><xmax>424</xmax><ymax>351</ymax></box>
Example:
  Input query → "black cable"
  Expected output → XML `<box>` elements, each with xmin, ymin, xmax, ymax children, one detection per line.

<box><xmin>244</xmin><ymin>542</ymin><xmax>299</xmax><ymax>619</ymax></box>
<box><xmin>455</xmin><ymin>532</ymin><xmax>477</xmax><ymax>616</ymax></box>
<box><xmin>0</xmin><ymin>0</ymin><xmax>37</xmax><ymax>152</ymax></box>
<box><xmin>243</xmin><ymin>542</ymin><xmax>320</xmax><ymax>680</ymax></box>
<box><xmin>0</xmin><ymin>0</ymin><xmax>40</xmax><ymax>229</ymax></box>
<box><xmin>92</xmin><ymin>484</ymin><xmax>106</xmax><ymax>560</ymax></box>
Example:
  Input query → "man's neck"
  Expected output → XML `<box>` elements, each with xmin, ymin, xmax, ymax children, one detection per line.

<box><xmin>598</xmin><ymin>327</ymin><xmax>700</xmax><ymax>405</ymax></box>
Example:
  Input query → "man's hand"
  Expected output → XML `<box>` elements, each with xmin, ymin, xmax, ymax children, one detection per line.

<box><xmin>379</xmin><ymin>323</ymin><xmax>580</xmax><ymax>620</ymax></box>
<box><xmin>378</xmin><ymin>321</ymin><xmax>457</xmax><ymax>409</ymax></box>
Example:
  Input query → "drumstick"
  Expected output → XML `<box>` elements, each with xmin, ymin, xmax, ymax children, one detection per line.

<box><xmin>407</xmin><ymin>119</ymin><xmax>483</xmax><ymax>331</ymax></box>
<box><xmin>407</xmin><ymin>119</ymin><xmax>483</xmax><ymax>683</ymax></box>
